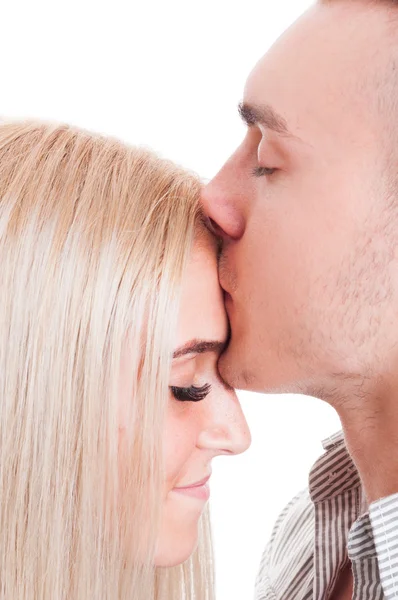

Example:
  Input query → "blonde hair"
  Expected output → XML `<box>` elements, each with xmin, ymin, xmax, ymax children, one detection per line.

<box><xmin>0</xmin><ymin>120</ymin><xmax>214</xmax><ymax>599</ymax></box>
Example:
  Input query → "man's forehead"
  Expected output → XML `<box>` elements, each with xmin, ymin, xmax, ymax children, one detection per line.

<box><xmin>242</xmin><ymin>2</ymin><xmax>391</xmax><ymax>143</ymax></box>
<box><xmin>246</xmin><ymin>3</ymin><xmax>392</xmax><ymax>82</ymax></box>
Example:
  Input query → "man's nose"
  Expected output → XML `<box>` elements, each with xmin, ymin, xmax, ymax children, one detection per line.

<box><xmin>201</xmin><ymin>168</ymin><xmax>246</xmax><ymax>241</ymax></box>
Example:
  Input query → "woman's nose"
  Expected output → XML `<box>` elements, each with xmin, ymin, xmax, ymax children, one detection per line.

<box><xmin>197</xmin><ymin>390</ymin><xmax>251</xmax><ymax>456</ymax></box>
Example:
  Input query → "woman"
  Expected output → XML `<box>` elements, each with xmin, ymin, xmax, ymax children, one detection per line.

<box><xmin>0</xmin><ymin>120</ymin><xmax>250</xmax><ymax>599</ymax></box>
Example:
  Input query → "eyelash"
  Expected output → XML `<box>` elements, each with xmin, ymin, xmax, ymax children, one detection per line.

<box><xmin>252</xmin><ymin>165</ymin><xmax>277</xmax><ymax>177</ymax></box>
<box><xmin>170</xmin><ymin>384</ymin><xmax>211</xmax><ymax>402</ymax></box>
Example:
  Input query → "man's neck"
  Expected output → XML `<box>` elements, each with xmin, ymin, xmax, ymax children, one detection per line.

<box><xmin>327</xmin><ymin>376</ymin><xmax>398</xmax><ymax>503</ymax></box>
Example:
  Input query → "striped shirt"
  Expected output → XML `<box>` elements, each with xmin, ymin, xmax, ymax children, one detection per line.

<box><xmin>254</xmin><ymin>431</ymin><xmax>398</xmax><ymax>600</ymax></box>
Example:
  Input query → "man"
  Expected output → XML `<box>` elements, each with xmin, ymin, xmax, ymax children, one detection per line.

<box><xmin>202</xmin><ymin>1</ymin><xmax>398</xmax><ymax>599</ymax></box>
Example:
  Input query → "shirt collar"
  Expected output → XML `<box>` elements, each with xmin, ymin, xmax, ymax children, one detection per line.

<box><xmin>321</xmin><ymin>430</ymin><xmax>345</xmax><ymax>451</ymax></box>
<box><xmin>309</xmin><ymin>430</ymin><xmax>362</xmax><ymax>503</ymax></box>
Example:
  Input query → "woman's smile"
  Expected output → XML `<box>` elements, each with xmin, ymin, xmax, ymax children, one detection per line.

<box><xmin>172</xmin><ymin>474</ymin><xmax>211</xmax><ymax>501</ymax></box>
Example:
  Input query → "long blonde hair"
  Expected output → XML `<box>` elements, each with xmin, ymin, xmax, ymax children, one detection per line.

<box><xmin>0</xmin><ymin>120</ymin><xmax>214</xmax><ymax>599</ymax></box>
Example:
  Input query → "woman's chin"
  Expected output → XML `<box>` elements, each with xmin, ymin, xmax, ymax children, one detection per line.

<box><xmin>154</xmin><ymin>530</ymin><xmax>199</xmax><ymax>567</ymax></box>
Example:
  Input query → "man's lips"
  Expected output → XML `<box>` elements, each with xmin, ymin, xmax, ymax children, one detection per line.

<box><xmin>223</xmin><ymin>289</ymin><xmax>233</xmax><ymax>309</ymax></box>
<box><xmin>219</xmin><ymin>276</ymin><xmax>233</xmax><ymax>301</ymax></box>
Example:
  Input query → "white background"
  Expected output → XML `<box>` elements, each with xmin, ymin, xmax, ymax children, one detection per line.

<box><xmin>0</xmin><ymin>1</ymin><xmax>342</xmax><ymax>598</ymax></box>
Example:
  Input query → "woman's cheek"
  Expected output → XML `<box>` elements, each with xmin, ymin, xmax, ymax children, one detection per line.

<box><xmin>162</xmin><ymin>404</ymin><xmax>199</xmax><ymax>491</ymax></box>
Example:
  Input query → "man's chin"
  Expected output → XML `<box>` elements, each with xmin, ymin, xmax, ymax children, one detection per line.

<box><xmin>218</xmin><ymin>346</ymin><xmax>258</xmax><ymax>392</ymax></box>
<box><xmin>218</xmin><ymin>342</ymin><xmax>308</xmax><ymax>395</ymax></box>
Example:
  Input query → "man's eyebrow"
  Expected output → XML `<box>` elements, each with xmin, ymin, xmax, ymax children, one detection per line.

<box><xmin>238</xmin><ymin>101</ymin><xmax>292</xmax><ymax>137</ymax></box>
<box><xmin>172</xmin><ymin>339</ymin><xmax>226</xmax><ymax>359</ymax></box>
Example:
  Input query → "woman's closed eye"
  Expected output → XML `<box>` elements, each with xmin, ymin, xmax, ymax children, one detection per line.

<box><xmin>170</xmin><ymin>384</ymin><xmax>211</xmax><ymax>402</ymax></box>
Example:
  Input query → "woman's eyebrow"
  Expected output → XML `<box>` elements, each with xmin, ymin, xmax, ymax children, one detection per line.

<box><xmin>172</xmin><ymin>339</ymin><xmax>226</xmax><ymax>359</ymax></box>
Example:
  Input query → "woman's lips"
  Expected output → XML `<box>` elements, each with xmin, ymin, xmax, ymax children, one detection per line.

<box><xmin>172</xmin><ymin>475</ymin><xmax>211</xmax><ymax>501</ymax></box>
